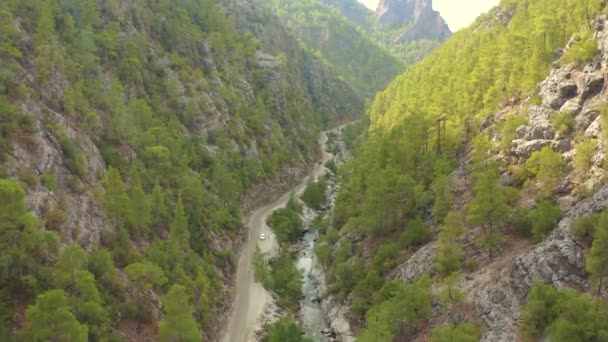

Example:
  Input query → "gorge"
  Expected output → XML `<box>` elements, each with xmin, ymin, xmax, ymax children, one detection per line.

<box><xmin>2</xmin><ymin>0</ymin><xmax>608</xmax><ymax>341</ymax></box>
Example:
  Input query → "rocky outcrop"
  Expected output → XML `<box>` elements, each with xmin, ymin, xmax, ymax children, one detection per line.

<box><xmin>394</xmin><ymin>4</ymin><xmax>451</xmax><ymax>42</ymax></box>
<box><xmin>463</xmin><ymin>186</ymin><xmax>608</xmax><ymax>341</ymax></box>
<box><xmin>375</xmin><ymin>0</ymin><xmax>451</xmax><ymax>42</ymax></box>
<box><xmin>376</xmin><ymin>0</ymin><xmax>429</xmax><ymax>27</ymax></box>
<box><xmin>311</xmin><ymin>264</ymin><xmax>355</xmax><ymax>342</ymax></box>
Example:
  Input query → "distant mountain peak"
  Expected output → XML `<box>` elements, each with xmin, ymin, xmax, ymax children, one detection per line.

<box><xmin>375</xmin><ymin>0</ymin><xmax>451</xmax><ymax>42</ymax></box>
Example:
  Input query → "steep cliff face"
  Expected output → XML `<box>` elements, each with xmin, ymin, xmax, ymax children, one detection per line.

<box><xmin>262</xmin><ymin>0</ymin><xmax>405</xmax><ymax>97</ymax></box>
<box><xmin>0</xmin><ymin>0</ymin><xmax>364</xmax><ymax>339</ymax></box>
<box><xmin>317</xmin><ymin>0</ymin><xmax>608</xmax><ymax>340</ymax></box>
<box><xmin>319</xmin><ymin>0</ymin><xmax>374</xmax><ymax>28</ymax></box>
<box><xmin>376</xmin><ymin>0</ymin><xmax>451</xmax><ymax>42</ymax></box>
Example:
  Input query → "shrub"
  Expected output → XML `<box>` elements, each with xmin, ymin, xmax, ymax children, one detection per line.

<box><xmin>267</xmin><ymin>206</ymin><xmax>303</xmax><ymax>243</ymax></box>
<box><xmin>45</xmin><ymin>208</ymin><xmax>68</xmax><ymax>231</ymax></box>
<box><xmin>550</xmin><ymin>111</ymin><xmax>575</xmax><ymax>135</ymax></box>
<box><xmin>431</xmin><ymin>322</ymin><xmax>480</xmax><ymax>342</ymax></box>
<box><xmin>400</xmin><ymin>218</ymin><xmax>431</xmax><ymax>247</ymax></box>
<box><xmin>511</xmin><ymin>206</ymin><xmax>532</xmax><ymax>237</ymax></box>
<box><xmin>301</xmin><ymin>179</ymin><xmax>328</xmax><ymax>210</ymax></box>
<box><xmin>574</xmin><ymin>138</ymin><xmax>597</xmax><ymax>175</ymax></box>
<box><xmin>501</xmin><ymin>114</ymin><xmax>528</xmax><ymax>151</ymax></box>
<box><xmin>18</xmin><ymin>168</ymin><xmax>37</xmax><ymax>188</ymax></box>
<box><xmin>528</xmin><ymin>200</ymin><xmax>562</xmax><ymax>240</ymax></box>
<box><xmin>525</xmin><ymin>146</ymin><xmax>566</xmax><ymax>196</ymax></box>
<box><xmin>560</xmin><ymin>38</ymin><xmax>600</xmax><ymax>66</ymax></box>
<box><xmin>41</xmin><ymin>173</ymin><xmax>57</xmax><ymax>191</ymax></box>
<box><xmin>571</xmin><ymin>214</ymin><xmax>599</xmax><ymax>242</ymax></box>
<box><xmin>58</xmin><ymin>134</ymin><xmax>86</xmax><ymax>178</ymax></box>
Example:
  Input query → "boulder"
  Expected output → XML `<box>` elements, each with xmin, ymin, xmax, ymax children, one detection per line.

<box><xmin>560</xmin><ymin>98</ymin><xmax>582</xmax><ymax>115</ymax></box>
<box><xmin>511</xmin><ymin>139</ymin><xmax>550</xmax><ymax>158</ymax></box>
<box><xmin>499</xmin><ymin>172</ymin><xmax>513</xmax><ymax>186</ymax></box>
<box><xmin>529</xmin><ymin>124</ymin><xmax>555</xmax><ymax>140</ymax></box>
<box><xmin>575</xmin><ymin>108</ymin><xmax>599</xmax><ymax>132</ymax></box>
<box><xmin>552</xmin><ymin>139</ymin><xmax>572</xmax><ymax>153</ymax></box>
<box><xmin>580</xmin><ymin>71</ymin><xmax>605</xmax><ymax>100</ymax></box>
<box><xmin>515</xmin><ymin>125</ymin><xmax>529</xmax><ymax>139</ymax></box>
<box><xmin>585</xmin><ymin>116</ymin><xmax>602</xmax><ymax>138</ymax></box>
<box><xmin>540</xmin><ymin>66</ymin><xmax>578</xmax><ymax>109</ymax></box>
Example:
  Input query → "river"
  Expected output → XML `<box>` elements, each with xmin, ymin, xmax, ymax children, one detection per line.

<box><xmin>221</xmin><ymin>125</ymin><xmax>345</xmax><ymax>342</ymax></box>
<box><xmin>298</xmin><ymin>219</ymin><xmax>328</xmax><ymax>341</ymax></box>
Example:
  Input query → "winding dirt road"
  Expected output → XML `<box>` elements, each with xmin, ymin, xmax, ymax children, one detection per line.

<box><xmin>221</xmin><ymin>127</ymin><xmax>340</xmax><ymax>342</ymax></box>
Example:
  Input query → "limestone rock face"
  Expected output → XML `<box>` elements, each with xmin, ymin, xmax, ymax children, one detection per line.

<box><xmin>375</xmin><ymin>0</ymin><xmax>451</xmax><ymax>42</ymax></box>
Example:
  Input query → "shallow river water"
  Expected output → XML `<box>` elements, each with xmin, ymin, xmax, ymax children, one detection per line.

<box><xmin>297</xmin><ymin>228</ymin><xmax>329</xmax><ymax>341</ymax></box>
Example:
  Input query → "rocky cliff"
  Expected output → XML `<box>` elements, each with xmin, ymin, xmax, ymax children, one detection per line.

<box><xmin>316</xmin><ymin>0</ymin><xmax>608</xmax><ymax>340</ymax></box>
<box><xmin>382</xmin><ymin>15</ymin><xmax>608</xmax><ymax>341</ymax></box>
<box><xmin>0</xmin><ymin>0</ymin><xmax>364</xmax><ymax>339</ymax></box>
<box><xmin>376</xmin><ymin>0</ymin><xmax>451</xmax><ymax>42</ymax></box>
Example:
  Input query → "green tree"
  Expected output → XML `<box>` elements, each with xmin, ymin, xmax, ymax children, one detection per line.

<box><xmin>301</xmin><ymin>179</ymin><xmax>328</xmax><ymax>210</ymax></box>
<box><xmin>0</xmin><ymin>179</ymin><xmax>58</xmax><ymax>300</ymax></box>
<box><xmin>528</xmin><ymin>200</ymin><xmax>561</xmax><ymax>240</ymax></box>
<box><xmin>587</xmin><ymin>211</ymin><xmax>608</xmax><ymax>298</ymax></box>
<box><xmin>467</xmin><ymin>167</ymin><xmax>510</xmax><ymax>258</ymax></box>
<box><xmin>435</xmin><ymin>211</ymin><xmax>464</xmax><ymax>278</ymax></box>
<box><xmin>431</xmin><ymin>175</ymin><xmax>453</xmax><ymax>223</ymax></box>
<box><xmin>159</xmin><ymin>284</ymin><xmax>203</xmax><ymax>342</ymax></box>
<box><xmin>264</xmin><ymin>317</ymin><xmax>310</xmax><ymax>342</ymax></box>
<box><xmin>358</xmin><ymin>275</ymin><xmax>432</xmax><ymax>341</ymax></box>
<box><xmin>574</xmin><ymin>138</ymin><xmax>597</xmax><ymax>175</ymax></box>
<box><xmin>525</xmin><ymin>146</ymin><xmax>566</xmax><ymax>196</ymax></box>
<box><xmin>431</xmin><ymin>322</ymin><xmax>480</xmax><ymax>342</ymax></box>
<box><xmin>170</xmin><ymin>196</ymin><xmax>190</xmax><ymax>252</ymax></box>
<box><xmin>127</xmin><ymin>182</ymin><xmax>151</xmax><ymax>238</ymax></box>
<box><xmin>21</xmin><ymin>290</ymin><xmax>88</xmax><ymax>342</ymax></box>
<box><xmin>126</xmin><ymin>261</ymin><xmax>167</xmax><ymax>292</ymax></box>
<box><xmin>150</xmin><ymin>182</ymin><xmax>170</xmax><ymax>230</ymax></box>
<box><xmin>103</xmin><ymin>167</ymin><xmax>129</xmax><ymax>226</ymax></box>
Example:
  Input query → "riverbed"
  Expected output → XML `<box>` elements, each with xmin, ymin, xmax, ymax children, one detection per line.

<box><xmin>221</xmin><ymin>126</ymin><xmax>345</xmax><ymax>342</ymax></box>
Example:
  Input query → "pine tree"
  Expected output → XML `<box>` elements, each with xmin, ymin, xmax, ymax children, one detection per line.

<box><xmin>21</xmin><ymin>290</ymin><xmax>88</xmax><ymax>342</ymax></box>
<box><xmin>525</xmin><ymin>146</ymin><xmax>566</xmax><ymax>196</ymax></box>
<box><xmin>159</xmin><ymin>285</ymin><xmax>203</xmax><ymax>342</ymax></box>
<box><xmin>435</xmin><ymin>211</ymin><xmax>464</xmax><ymax>278</ymax></box>
<box><xmin>103</xmin><ymin>167</ymin><xmax>128</xmax><ymax>226</ymax></box>
<box><xmin>170</xmin><ymin>195</ymin><xmax>190</xmax><ymax>252</ymax></box>
<box><xmin>467</xmin><ymin>167</ymin><xmax>510</xmax><ymax>258</ymax></box>
<box><xmin>128</xmin><ymin>182</ymin><xmax>151</xmax><ymax>238</ymax></box>
<box><xmin>150</xmin><ymin>182</ymin><xmax>169</xmax><ymax>230</ymax></box>
<box><xmin>431</xmin><ymin>322</ymin><xmax>480</xmax><ymax>342</ymax></box>
<box><xmin>587</xmin><ymin>212</ymin><xmax>608</xmax><ymax>298</ymax></box>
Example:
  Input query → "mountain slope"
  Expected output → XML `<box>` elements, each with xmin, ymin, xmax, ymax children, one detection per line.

<box><xmin>376</xmin><ymin>0</ymin><xmax>451</xmax><ymax>42</ymax></box>
<box><xmin>306</xmin><ymin>0</ymin><xmax>452</xmax><ymax>64</ymax></box>
<box><xmin>0</xmin><ymin>0</ymin><xmax>364</xmax><ymax>339</ymax></box>
<box><xmin>320</xmin><ymin>0</ymin><xmax>373</xmax><ymax>28</ymax></box>
<box><xmin>319</xmin><ymin>0</ymin><xmax>608</xmax><ymax>340</ymax></box>
<box><xmin>263</xmin><ymin>0</ymin><xmax>405</xmax><ymax>97</ymax></box>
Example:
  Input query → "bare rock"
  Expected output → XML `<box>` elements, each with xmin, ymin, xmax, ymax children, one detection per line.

<box><xmin>540</xmin><ymin>66</ymin><xmax>578</xmax><ymax>109</ymax></box>
<box><xmin>575</xmin><ymin>108</ymin><xmax>600</xmax><ymax>132</ymax></box>
<box><xmin>580</xmin><ymin>71</ymin><xmax>605</xmax><ymax>100</ymax></box>
<box><xmin>552</xmin><ymin>139</ymin><xmax>571</xmax><ymax>153</ymax></box>
<box><xmin>392</xmin><ymin>243</ymin><xmax>436</xmax><ymax>282</ymax></box>
<box><xmin>560</xmin><ymin>98</ymin><xmax>583</xmax><ymax>115</ymax></box>
<box><xmin>515</xmin><ymin>125</ymin><xmax>529</xmax><ymax>139</ymax></box>
<box><xmin>511</xmin><ymin>139</ymin><xmax>550</xmax><ymax>158</ymax></box>
<box><xmin>585</xmin><ymin>116</ymin><xmax>602</xmax><ymax>138</ymax></box>
<box><xmin>499</xmin><ymin>172</ymin><xmax>513</xmax><ymax>186</ymax></box>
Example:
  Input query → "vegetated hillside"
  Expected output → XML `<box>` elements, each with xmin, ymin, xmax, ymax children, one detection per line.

<box><xmin>321</xmin><ymin>0</ymin><xmax>451</xmax><ymax>63</ymax></box>
<box><xmin>317</xmin><ymin>0</ymin><xmax>608</xmax><ymax>340</ymax></box>
<box><xmin>319</xmin><ymin>0</ymin><xmax>373</xmax><ymax>28</ymax></box>
<box><xmin>0</xmin><ymin>0</ymin><xmax>363</xmax><ymax>340</ymax></box>
<box><xmin>263</xmin><ymin>0</ymin><xmax>405</xmax><ymax>97</ymax></box>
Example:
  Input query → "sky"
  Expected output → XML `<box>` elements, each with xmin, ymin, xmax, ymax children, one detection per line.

<box><xmin>358</xmin><ymin>0</ymin><xmax>500</xmax><ymax>31</ymax></box>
